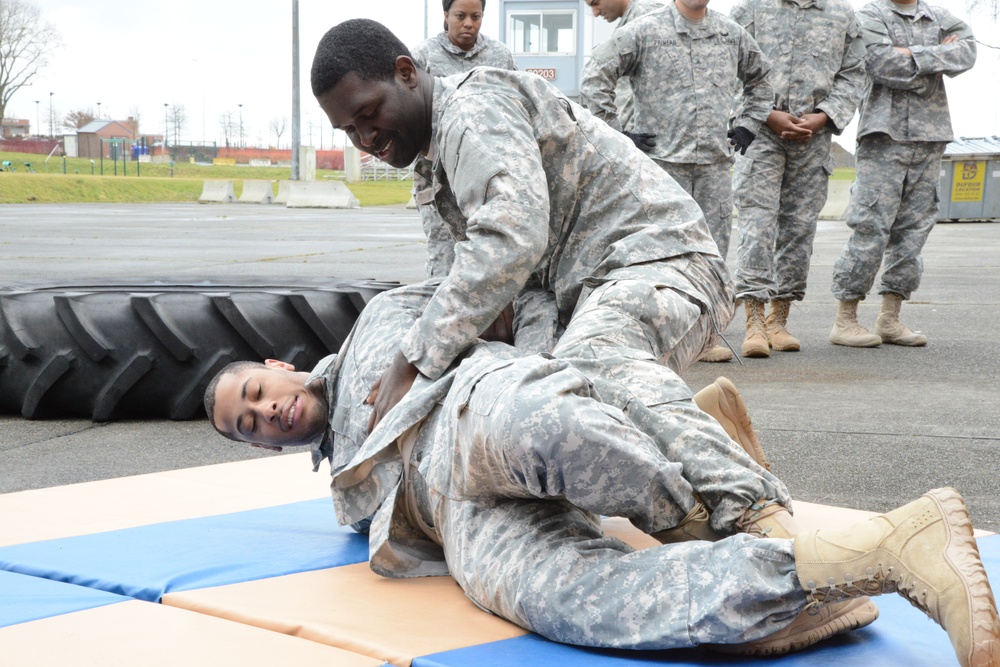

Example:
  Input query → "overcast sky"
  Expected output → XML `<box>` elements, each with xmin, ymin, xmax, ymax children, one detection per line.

<box><xmin>9</xmin><ymin>0</ymin><xmax>1000</xmax><ymax>153</ymax></box>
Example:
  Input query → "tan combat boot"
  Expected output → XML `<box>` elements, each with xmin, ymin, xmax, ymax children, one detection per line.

<box><xmin>794</xmin><ymin>487</ymin><xmax>1000</xmax><ymax>667</ymax></box>
<box><xmin>765</xmin><ymin>299</ymin><xmax>801</xmax><ymax>352</ymax></box>
<box><xmin>651</xmin><ymin>502</ymin><xmax>722</xmax><ymax>543</ymax></box>
<box><xmin>711</xmin><ymin>597</ymin><xmax>879</xmax><ymax>656</ymax></box>
<box><xmin>737</xmin><ymin>498</ymin><xmax>801</xmax><ymax>538</ymax></box>
<box><xmin>700</xmin><ymin>344</ymin><xmax>734</xmax><ymax>363</ymax></box>
<box><xmin>829</xmin><ymin>299</ymin><xmax>882</xmax><ymax>347</ymax></box>
<box><xmin>693</xmin><ymin>377</ymin><xmax>770</xmax><ymax>470</ymax></box>
<box><xmin>875</xmin><ymin>292</ymin><xmax>928</xmax><ymax>346</ymax></box>
<box><xmin>711</xmin><ymin>498</ymin><xmax>879</xmax><ymax>656</ymax></box>
<box><xmin>742</xmin><ymin>300</ymin><xmax>770</xmax><ymax>358</ymax></box>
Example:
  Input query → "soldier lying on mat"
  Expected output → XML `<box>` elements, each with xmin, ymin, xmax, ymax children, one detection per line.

<box><xmin>205</xmin><ymin>281</ymin><xmax>999</xmax><ymax>666</ymax></box>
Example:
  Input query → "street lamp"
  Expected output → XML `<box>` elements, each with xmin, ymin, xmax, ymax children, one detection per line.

<box><xmin>96</xmin><ymin>102</ymin><xmax>101</xmax><ymax>119</ymax></box>
<box><xmin>48</xmin><ymin>92</ymin><xmax>54</xmax><ymax>139</ymax></box>
<box><xmin>34</xmin><ymin>101</ymin><xmax>39</xmax><ymax>137</ymax></box>
<box><xmin>163</xmin><ymin>103</ymin><xmax>169</xmax><ymax>150</ymax></box>
<box><xmin>238</xmin><ymin>103</ymin><xmax>243</xmax><ymax>148</ymax></box>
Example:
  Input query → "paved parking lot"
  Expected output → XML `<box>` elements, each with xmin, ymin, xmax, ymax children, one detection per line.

<box><xmin>2</xmin><ymin>202</ymin><xmax>998</xmax><ymax>530</ymax></box>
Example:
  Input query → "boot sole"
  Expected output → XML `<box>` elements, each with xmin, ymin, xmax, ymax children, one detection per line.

<box><xmin>709</xmin><ymin>598</ymin><xmax>879</xmax><ymax>656</ymax></box>
<box><xmin>710</xmin><ymin>378</ymin><xmax>771</xmax><ymax>470</ymax></box>
<box><xmin>829</xmin><ymin>336</ymin><xmax>881</xmax><ymax>348</ymax></box>
<box><xmin>925</xmin><ymin>488</ymin><xmax>1000</xmax><ymax>667</ymax></box>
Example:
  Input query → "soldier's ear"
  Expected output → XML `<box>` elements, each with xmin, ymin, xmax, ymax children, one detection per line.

<box><xmin>395</xmin><ymin>56</ymin><xmax>420</xmax><ymax>89</ymax></box>
<box><xmin>264</xmin><ymin>359</ymin><xmax>296</xmax><ymax>372</ymax></box>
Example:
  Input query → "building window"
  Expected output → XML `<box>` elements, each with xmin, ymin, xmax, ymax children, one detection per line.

<box><xmin>508</xmin><ymin>11</ymin><xmax>576</xmax><ymax>55</ymax></box>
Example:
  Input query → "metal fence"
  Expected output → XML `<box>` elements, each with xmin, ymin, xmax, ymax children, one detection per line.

<box><xmin>359</xmin><ymin>153</ymin><xmax>413</xmax><ymax>181</ymax></box>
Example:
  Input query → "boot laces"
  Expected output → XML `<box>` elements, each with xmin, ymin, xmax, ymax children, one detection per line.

<box><xmin>736</xmin><ymin>498</ymin><xmax>780</xmax><ymax>537</ymax></box>
<box><xmin>807</xmin><ymin>564</ymin><xmax>933</xmax><ymax>619</ymax></box>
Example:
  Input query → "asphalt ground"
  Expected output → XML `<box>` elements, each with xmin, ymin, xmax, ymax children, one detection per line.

<box><xmin>2</xmin><ymin>202</ymin><xmax>998</xmax><ymax>531</ymax></box>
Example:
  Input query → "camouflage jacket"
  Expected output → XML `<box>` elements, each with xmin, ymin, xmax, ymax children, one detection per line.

<box><xmin>401</xmin><ymin>69</ymin><xmax>719</xmax><ymax>380</ymax></box>
<box><xmin>854</xmin><ymin>0</ymin><xmax>975</xmax><ymax>142</ymax></box>
<box><xmin>580</xmin><ymin>4</ymin><xmax>773</xmax><ymax>164</ymax></box>
<box><xmin>608</xmin><ymin>0</ymin><xmax>666</xmax><ymax>131</ymax></box>
<box><xmin>410</xmin><ymin>31</ymin><xmax>518</xmax><ymax>75</ymax></box>
<box><xmin>310</xmin><ymin>281</ymin><xmax>555</xmax><ymax>578</ymax></box>
<box><xmin>730</xmin><ymin>0</ymin><xmax>866</xmax><ymax>134</ymax></box>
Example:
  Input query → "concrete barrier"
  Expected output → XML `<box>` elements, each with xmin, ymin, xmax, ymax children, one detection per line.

<box><xmin>238</xmin><ymin>180</ymin><xmax>274</xmax><ymax>204</ymax></box>
<box><xmin>198</xmin><ymin>180</ymin><xmax>236</xmax><ymax>204</ymax></box>
<box><xmin>819</xmin><ymin>180</ymin><xmax>854</xmax><ymax>220</ymax></box>
<box><xmin>274</xmin><ymin>180</ymin><xmax>291</xmax><ymax>205</ymax></box>
<box><xmin>285</xmin><ymin>181</ymin><xmax>359</xmax><ymax>209</ymax></box>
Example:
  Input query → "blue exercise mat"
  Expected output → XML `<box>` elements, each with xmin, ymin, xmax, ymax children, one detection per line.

<box><xmin>0</xmin><ymin>499</ymin><xmax>368</xmax><ymax>602</ymax></box>
<box><xmin>0</xmin><ymin>569</ymin><xmax>130</xmax><ymax>628</ymax></box>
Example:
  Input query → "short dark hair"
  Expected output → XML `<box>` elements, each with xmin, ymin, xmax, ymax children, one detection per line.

<box><xmin>443</xmin><ymin>0</ymin><xmax>486</xmax><ymax>11</ymax></box>
<box><xmin>203</xmin><ymin>360</ymin><xmax>266</xmax><ymax>439</ymax></box>
<box><xmin>311</xmin><ymin>19</ymin><xmax>413</xmax><ymax>97</ymax></box>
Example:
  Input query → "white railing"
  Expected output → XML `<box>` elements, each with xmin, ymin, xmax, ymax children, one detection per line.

<box><xmin>359</xmin><ymin>153</ymin><xmax>413</xmax><ymax>181</ymax></box>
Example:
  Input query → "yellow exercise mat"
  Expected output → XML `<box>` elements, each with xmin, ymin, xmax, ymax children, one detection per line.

<box><xmin>0</xmin><ymin>452</ymin><xmax>324</xmax><ymax>546</ymax></box>
<box><xmin>164</xmin><ymin>561</ymin><xmax>528</xmax><ymax>667</ymax></box>
<box><xmin>0</xmin><ymin>598</ymin><xmax>383</xmax><ymax>667</ymax></box>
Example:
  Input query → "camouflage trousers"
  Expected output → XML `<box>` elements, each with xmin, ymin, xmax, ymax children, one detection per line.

<box><xmin>412</xmin><ymin>156</ymin><xmax>455</xmax><ymax>279</ymax></box>
<box><xmin>410</xmin><ymin>352</ymin><xmax>804</xmax><ymax>649</ymax></box>
<box><xmin>733</xmin><ymin>126</ymin><xmax>833</xmax><ymax>303</ymax></box>
<box><xmin>832</xmin><ymin>134</ymin><xmax>947</xmax><ymax>301</ymax></box>
<box><xmin>654</xmin><ymin>159</ymin><xmax>735</xmax><ymax>259</ymax></box>
<box><xmin>551</xmin><ymin>254</ymin><xmax>789</xmax><ymax>532</ymax></box>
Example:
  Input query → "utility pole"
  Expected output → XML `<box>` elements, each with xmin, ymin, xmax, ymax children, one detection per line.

<box><xmin>291</xmin><ymin>0</ymin><xmax>301</xmax><ymax>180</ymax></box>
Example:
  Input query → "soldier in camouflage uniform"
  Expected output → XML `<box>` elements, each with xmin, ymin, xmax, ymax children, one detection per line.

<box><xmin>410</xmin><ymin>0</ymin><xmax>518</xmax><ymax>278</ymax></box>
<box><xmin>205</xmin><ymin>281</ymin><xmax>1000</xmax><ymax>663</ymax></box>
<box><xmin>312</xmin><ymin>19</ymin><xmax>789</xmax><ymax>532</ymax></box>
<box><xmin>579</xmin><ymin>0</ymin><xmax>774</xmax><ymax>261</ymax></box>
<box><xmin>579</xmin><ymin>0</ymin><xmax>773</xmax><ymax>363</ymax></box>
<box><xmin>584</xmin><ymin>0</ymin><xmax>665</xmax><ymax>133</ymax></box>
<box><xmin>729</xmin><ymin>0</ymin><xmax>866</xmax><ymax>358</ymax></box>
<box><xmin>829</xmin><ymin>0</ymin><xmax>975</xmax><ymax>348</ymax></box>
<box><xmin>306</xmin><ymin>22</ymin><xmax>893</xmax><ymax>649</ymax></box>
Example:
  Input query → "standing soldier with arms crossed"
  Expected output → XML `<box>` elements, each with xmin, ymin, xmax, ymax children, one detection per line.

<box><xmin>828</xmin><ymin>0</ymin><xmax>975</xmax><ymax>347</ymax></box>
<box><xmin>729</xmin><ymin>0</ymin><xmax>866</xmax><ymax>358</ymax></box>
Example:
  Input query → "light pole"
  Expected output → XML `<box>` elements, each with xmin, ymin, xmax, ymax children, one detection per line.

<box><xmin>238</xmin><ymin>103</ymin><xmax>243</xmax><ymax>148</ymax></box>
<box><xmin>163</xmin><ymin>103</ymin><xmax>169</xmax><ymax>152</ymax></box>
<box><xmin>48</xmin><ymin>92</ymin><xmax>54</xmax><ymax>139</ymax></box>
<box><xmin>34</xmin><ymin>101</ymin><xmax>39</xmax><ymax>137</ymax></box>
<box><xmin>97</xmin><ymin>102</ymin><xmax>101</xmax><ymax>119</ymax></box>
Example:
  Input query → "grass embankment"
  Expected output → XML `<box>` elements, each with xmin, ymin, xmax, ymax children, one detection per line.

<box><xmin>0</xmin><ymin>151</ymin><xmax>413</xmax><ymax>206</ymax></box>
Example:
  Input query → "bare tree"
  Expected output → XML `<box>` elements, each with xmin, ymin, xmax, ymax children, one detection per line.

<box><xmin>127</xmin><ymin>106</ymin><xmax>142</xmax><ymax>138</ymax></box>
<box><xmin>0</xmin><ymin>0</ymin><xmax>60</xmax><ymax>126</ymax></box>
<box><xmin>219</xmin><ymin>111</ymin><xmax>236</xmax><ymax>148</ymax></box>
<box><xmin>63</xmin><ymin>107</ymin><xmax>95</xmax><ymax>131</ymax></box>
<box><xmin>269</xmin><ymin>116</ymin><xmax>288</xmax><ymax>149</ymax></box>
<box><xmin>168</xmin><ymin>103</ymin><xmax>186</xmax><ymax>145</ymax></box>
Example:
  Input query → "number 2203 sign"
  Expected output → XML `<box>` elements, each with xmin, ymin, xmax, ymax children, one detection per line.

<box><xmin>526</xmin><ymin>68</ymin><xmax>557</xmax><ymax>80</ymax></box>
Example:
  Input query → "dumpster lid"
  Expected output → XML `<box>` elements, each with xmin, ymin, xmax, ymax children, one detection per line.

<box><xmin>943</xmin><ymin>136</ymin><xmax>1000</xmax><ymax>159</ymax></box>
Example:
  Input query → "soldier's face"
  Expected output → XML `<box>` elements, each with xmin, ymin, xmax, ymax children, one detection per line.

<box><xmin>445</xmin><ymin>0</ymin><xmax>484</xmax><ymax>51</ymax></box>
<box><xmin>585</xmin><ymin>0</ymin><xmax>630</xmax><ymax>22</ymax></box>
<box><xmin>318</xmin><ymin>58</ymin><xmax>430</xmax><ymax>169</ymax></box>
<box><xmin>212</xmin><ymin>361</ymin><xmax>329</xmax><ymax>448</ymax></box>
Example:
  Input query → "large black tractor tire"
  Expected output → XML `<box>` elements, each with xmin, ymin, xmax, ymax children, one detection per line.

<box><xmin>0</xmin><ymin>279</ymin><xmax>397</xmax><ymax>421</ymax></box>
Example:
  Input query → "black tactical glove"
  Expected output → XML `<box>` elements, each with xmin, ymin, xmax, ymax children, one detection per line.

<box><xmin>623</xmin><ymin>131</ymin><xmax>657</xmax><ymax>153</ymax></box>
<box><xmin>727</xmin><ymin>127</ymin><xmax>756</xmax><ymax>155</ymax></box>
